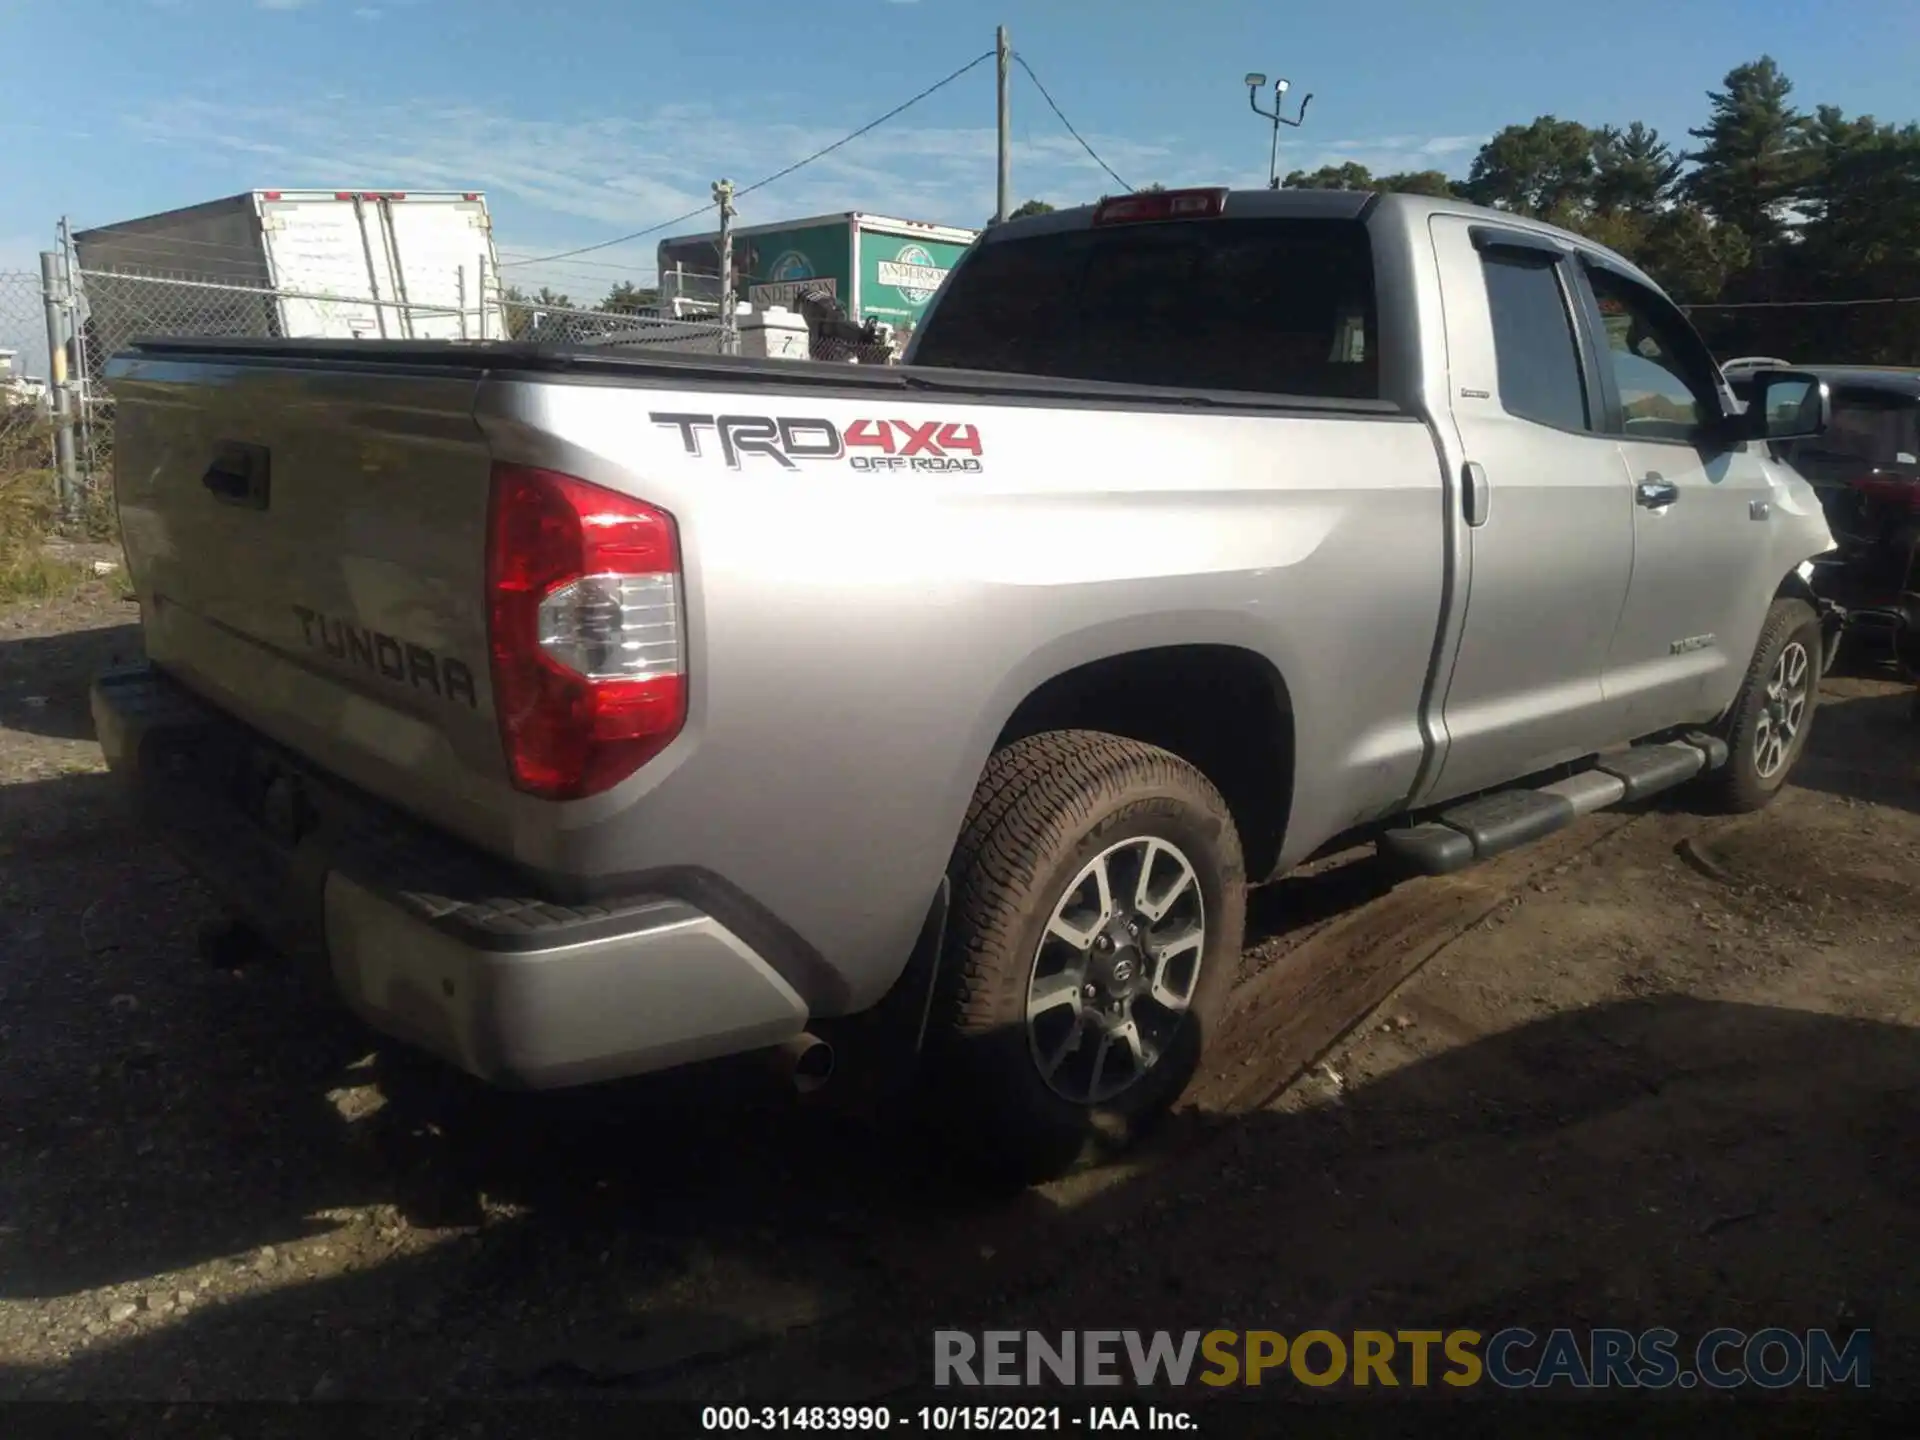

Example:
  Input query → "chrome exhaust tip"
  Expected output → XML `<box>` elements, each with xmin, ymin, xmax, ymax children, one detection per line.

<box><xmin>770</xmin><ymin>1032</ymin><xmax>834</xmax><ymax>1094</ymax></box>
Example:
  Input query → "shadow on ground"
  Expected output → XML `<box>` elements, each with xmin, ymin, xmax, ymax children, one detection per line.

<box><xmin>0</xmin><ymin>620</ymin><xmax>141</xmax><ymax>741</ymax></box>
<box><xmin>2</xmin><ymin>627</ymin><xmax>1912</xmax><ymax>1410</ymax></box>
<box><xmin>1790</xmin><ymin>685</ymin><xmax>1920</xmax><ymax>815</ymax></box>
<box><xmin>2</xmin><ymin>982</ymin><xmax>1910</xmax><ymax>1404</ymax></box>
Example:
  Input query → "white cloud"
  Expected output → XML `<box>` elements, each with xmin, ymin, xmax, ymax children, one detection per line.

<box><xmin>120</xmin><ymin>90</ymin><xmax>1482</xmax><ymax>290</ymax></box>
<box><xmin>257</xmin><ymin>0</ymin><xmax>317</xmax><ymax>10</ymax></box>
<box><xmin>124</xmin><ymin>94</ymin><xmax>1181</xmax><ymax>274</ymax></box>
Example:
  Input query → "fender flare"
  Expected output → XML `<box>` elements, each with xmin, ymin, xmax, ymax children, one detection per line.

<box><xmin>1778</xmin><ymin>563</ymin><xmax>1843</xmax><ymax>675</ymax></box>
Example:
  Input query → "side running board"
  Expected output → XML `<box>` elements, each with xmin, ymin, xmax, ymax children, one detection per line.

<box><xmin>1380</xmin><ymin>734</ymin><xmax>1730</xmax><ymax>876</ymax></box>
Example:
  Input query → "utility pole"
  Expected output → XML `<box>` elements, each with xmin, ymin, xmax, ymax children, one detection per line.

<box><xmin>1245</xmin><ymin>73</ymin><xmax>1312</xmax><ymax>189</ymax></box>
<box><xmin>58</xmin><ymin>215</ymin><xmax>96</xmax><ymax>497</ymax></box>
<box><xmin>995</xmin><ymin>25</ymin><xmax>1011</xmax><ymax>224</ymax></box>
<box><xmin>39</xmin><ymin>251</ymin><xmax>78</xmax><ymax>517</ymax></box>
<box><xmin>713</xmin><ymin>178</ymin><xmax>738</xmax><ymax>356</ymax></box>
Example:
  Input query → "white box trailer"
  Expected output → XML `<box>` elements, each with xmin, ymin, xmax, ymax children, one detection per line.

<box><xmin>72</xmin><ymin>189</ymin><xmax>505</xmax><ymax>342</ymax></box>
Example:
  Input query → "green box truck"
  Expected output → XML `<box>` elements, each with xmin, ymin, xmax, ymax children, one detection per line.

<box><xmin>656</xmin><ymin>212</ymin><xmax>977</xmax><ymax>335</ymax></box>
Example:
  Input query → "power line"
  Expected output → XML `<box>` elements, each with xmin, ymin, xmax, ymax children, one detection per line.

<box><xmin>1683</xmin><ymin>295</ymin><xmax>1920</xmax><ymax>310</ymax></box>
<box><xmin>504</xmin><ymin>50</ymin><xmax>996</xmax><ymax>269</ymax></box>
<box><xmin>497</xmin><ymin>202</ymin><xmax>715</xmax><ymax>272</ymax></box>
<box><xmin>1013</xmin><ymin>53</ymin><xmax>1132</xmax><ymax>194</ymax></box>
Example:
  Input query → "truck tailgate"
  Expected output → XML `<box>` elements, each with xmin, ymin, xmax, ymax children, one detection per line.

<box><xmin>109</xmin><ymin>354</ymin><xmax>512</xmax><ymax>851</ymax></box>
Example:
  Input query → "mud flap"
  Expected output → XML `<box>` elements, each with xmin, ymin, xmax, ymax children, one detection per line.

<box><xmin>806</xmin><ymin>876</ymin><xmax>950</xmax><ymax>1119</ymax></box>
<box><xmin>1818</xmin><ymin>598</ymin><xmax>1846</xmax><ymax>676</ymax></box>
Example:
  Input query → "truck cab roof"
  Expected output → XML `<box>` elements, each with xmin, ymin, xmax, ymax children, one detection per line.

<box><xmin>982</xmin><ymin>187</ymin><xmax>1661</xmax><ymax>291</ymax></box>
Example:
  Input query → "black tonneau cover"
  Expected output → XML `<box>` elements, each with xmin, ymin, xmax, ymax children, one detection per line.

<box><xmin>107</xmin><ymin>337</ymin><xmax>1409</xmax><ymax>418</ymax></box>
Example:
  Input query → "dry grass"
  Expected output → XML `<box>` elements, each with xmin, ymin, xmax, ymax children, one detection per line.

<box><xmin>0</xmin><ymin>408</ymin><xmax>101</xmax><ymax>602</ymax></box>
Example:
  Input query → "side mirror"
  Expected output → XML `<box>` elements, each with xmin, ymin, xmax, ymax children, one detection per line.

<box><xmin>1735</xmin><ymin>368</ymin><xmax>1830</xmax><ymax>442</ymax></box>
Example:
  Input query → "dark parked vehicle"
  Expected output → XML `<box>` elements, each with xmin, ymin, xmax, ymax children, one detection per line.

<box><xmin>1729</xmin><ymin>364</ymin><xmax>1920</xmax><ymax>666</ymax></box>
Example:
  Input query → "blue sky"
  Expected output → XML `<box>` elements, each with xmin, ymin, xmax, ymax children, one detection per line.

<box><xmin>2</xmin><ymin>0</ymin><xmax>1917</xmax><ymax>302</ymax></box>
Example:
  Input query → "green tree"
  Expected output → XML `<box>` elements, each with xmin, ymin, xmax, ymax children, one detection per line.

<box><xmin>1795</xmin><ymin>114</ymin><xmax>1920</xmax><ymax>357</ymax></box>
<box><xmin>1639</xmin><ymin>206</ymin><xmax>1753</xmax><ymax>303</ymax></box>
<box><xmin>1682</xmin><ymin>56</ymin><xmax>1809</xmax><ymax>249</ymax></box>
<box><xmin>600</xmin><ymin>281</ymin><xmax>659</xmax><ymax>313</ymax></box>
<box><xmin>1463</xmin><ymin>116</ymin><xmax>1597</xmax><ymax>219</ymax></box>
<box><xmin>1796</xmin><ymin>106</ymin><xmax>1920</xmax><ymax>264</ymax></box>
<box><xmin>1591</xmin><ymin>122</ymin><xmax>1682</xmax><ymax>216</ymax></box>
<box><xmin>1282</xmin><ymin>162</ymin><xmax>1376</xmax><ymax>190</ymax></box>
<box><xmin>1376</xmin><ymin>169</ymin><xmax>1458</xmax><ymax>197</ymax></box>
<box><xmin>1282</xmin><ymin>164</ymin><xmax>1455</xmax><ymax>196</ymax></box>
<box><xmin>989</xmin><ymin>197</ymin><xmax>1060</xmax><ymax>226</ymax></box>
<box><xmin>498</xmin><ymin>284</ymin><xmax>574</xmax><ymax>340</ymax></box>
<box><xmin>1569</xmin><ymin>206</ymin><xmax>1650</xmax><ymax>260</ymax></box>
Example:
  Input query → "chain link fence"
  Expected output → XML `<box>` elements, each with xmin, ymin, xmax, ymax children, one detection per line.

<box><xmin>1</xmin><ymin>270</ymin><xmax>60</xmax><ymax>578</ymax></box>
<box><xmin>23</xmin><ymin>254</ymin><xmax>911</xmax><ymax>517</ymax></box>
<box><xmin>2</xmin><ymin>269</ymin><xmax>51</xmax><ymax>458</ymax></box>
<box><xmin>486</xmin><ymin>291</ymin><xmax>727</xmax><ymax>351</ymax></box>
<box><xmin>71</xmin><ymin>268</ymin><xmax>467</xmax><ymax>490</ymax></box>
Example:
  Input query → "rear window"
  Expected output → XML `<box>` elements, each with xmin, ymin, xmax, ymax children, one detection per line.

<box><xmin>1775</xmin><ymin>386</ymin><xmax>1920</xmax><ymax>475</ymax></box>
<box><xmin>909</xmin><ymin>217</ymin><xmax>1380</xmax><ymax>400</ymax></box>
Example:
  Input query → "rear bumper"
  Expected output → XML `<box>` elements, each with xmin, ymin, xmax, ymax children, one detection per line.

<box><xmin>90</xmin><ymin>665</ymin><xmax>809</xmax><ymax>1089</ymax></box>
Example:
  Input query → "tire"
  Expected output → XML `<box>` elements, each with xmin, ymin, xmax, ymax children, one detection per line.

<box><xmin>925</xmin><ymin>730</ymin><xmax>1246</xmax><ymax>1184</ymax></box>
<box><xmin>1702</xmin><ymin>597</ymin><xmax>1823</xmax><ymax>813</ymax></box>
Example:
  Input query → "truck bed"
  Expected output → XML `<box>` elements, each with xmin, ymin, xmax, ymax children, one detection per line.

<box><xmin>113</xmin><ymin>336</ymin><xmax>1410</xmax><ymax>415</ymax></box>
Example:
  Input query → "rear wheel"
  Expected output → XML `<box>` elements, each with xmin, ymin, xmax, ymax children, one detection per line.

<box><xmin>925</xmin><ymin>731</ymin><xmax>1245</xmax><ymax>1184</ymax></box>
<box><xmin>1703</xmin><ymin>597</ymin><xmax>1822</xmax><ymax>812</ymax></box>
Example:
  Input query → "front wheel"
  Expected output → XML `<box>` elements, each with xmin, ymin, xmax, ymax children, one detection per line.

<box><xmin>1703</xmin><ymin>597</ymin><xmax>1823</xmax><ymax>813</ymax></box>
<box><xmin>926</xmin><ymin>731</ymin><xmax>1245</xmax><ymax>1184</ymax></box>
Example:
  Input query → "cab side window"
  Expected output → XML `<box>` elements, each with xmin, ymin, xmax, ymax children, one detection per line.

<box><xmin>1584</xmin><ymin>266</ymin><xmax>1719</xmax><ymax>443</ymax></box>
<box><xmin>1479</xmin><ymin>249</ymin><xmax>1591</xmax><ymax>432</ymax></box>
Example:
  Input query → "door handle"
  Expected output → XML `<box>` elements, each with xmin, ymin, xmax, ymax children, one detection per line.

<box><xmin>1636</xmin><ymin>474</ymin><xmax>1678</xmax><ymax>508</ymax></box>
<box><xmin>1462</xmin><ymin>460</ymin><xmax>1490</xmax><ymax>528</ymax></box>
<box><xmin>201</xmin><ymin>441</ymin><xmax>271</xmax><ymax>510</ymax></box>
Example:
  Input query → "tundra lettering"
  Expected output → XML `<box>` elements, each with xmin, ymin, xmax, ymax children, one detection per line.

<box><xmin>291</xmin><ymin>605</ymin><xmax>477</xmax><ymax>708</ymax></box>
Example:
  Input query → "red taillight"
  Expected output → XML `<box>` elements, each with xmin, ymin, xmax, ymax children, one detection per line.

<box><xmin>1092</xmin><ymin>187</ymin><xmax>1228</xmax><ymax>226</ymax></box>
<box><xmin>485</xmin><ymin>463</ymin><xmax>686</xmax><ymax>800</ymax></box>
<box><xmin>1846</xmin><ymin>474</ymin><xmax>1920</xmax><ymax>513</ymax></box>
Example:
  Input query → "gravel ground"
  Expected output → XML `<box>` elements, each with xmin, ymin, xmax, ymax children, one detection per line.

<box><xmin>2</xmin><ymin>579</ymin><xmax>1918</xmax><ymax>1411</ymax></box>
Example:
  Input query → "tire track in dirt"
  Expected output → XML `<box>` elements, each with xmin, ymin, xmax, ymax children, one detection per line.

<box><xmin>1196</xmin><ymin>809</ymin><xmax>1659</xmax><ymax>1116</ymax></box>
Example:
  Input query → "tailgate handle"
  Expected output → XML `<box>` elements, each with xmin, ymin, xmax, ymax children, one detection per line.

<box><xmin>202</xmin><ymin>442</ymin><xmax>271</xmax><ymax>510</ymax></box>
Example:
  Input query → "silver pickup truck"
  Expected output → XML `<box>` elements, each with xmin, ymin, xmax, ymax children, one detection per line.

<box><xmin>93</xmin><ymin>188</ymin><xmax>1835</xmax><ymax>1180</ymax></box>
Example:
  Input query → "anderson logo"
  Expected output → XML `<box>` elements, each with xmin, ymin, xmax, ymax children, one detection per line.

<box><xmin>748</xmin><ymin>249</ymin><xmax>833</xmax><ymax>309</ymax></box>
<box><xmin>651</xmin><ymin>412</ymin><xmax>983</xmax><ymax>473</ymax></box>
<box><xmin>875</xmin><ymin>244</ymin><xmax>949</xmax><ymax>305</ymax></box>
<box><xmin>749</xmin><ymin>275</ymin><xmax>837</xmax><ymax>309</ymax></box>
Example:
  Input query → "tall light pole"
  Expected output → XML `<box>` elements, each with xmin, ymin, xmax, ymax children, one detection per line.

<box><xmin>995</xmin><ymin>25</ymin><xmax>1011</xmax><ymax>224</ymax></box>
<box><xmin>1246</xmin><ymin>73</ymin><xmax>1312</xmax><ymax>189</ymax></box>
<box><xmin>713</xmin><ymin>178</ymin><xmax>738</xmax><ymax>355</ymax></box>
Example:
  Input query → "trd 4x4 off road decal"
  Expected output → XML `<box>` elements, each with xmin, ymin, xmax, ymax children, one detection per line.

<box><xmin>650</xmin><ymin>412</ymin><xmax>983</xmax><ymax>473</ymax></box>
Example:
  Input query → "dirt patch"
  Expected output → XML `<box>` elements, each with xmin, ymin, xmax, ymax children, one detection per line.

<box><xmin>3</xmin><ymin>587</ymin><xmax>1917</xmax><ymax>1406</ymax></box>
